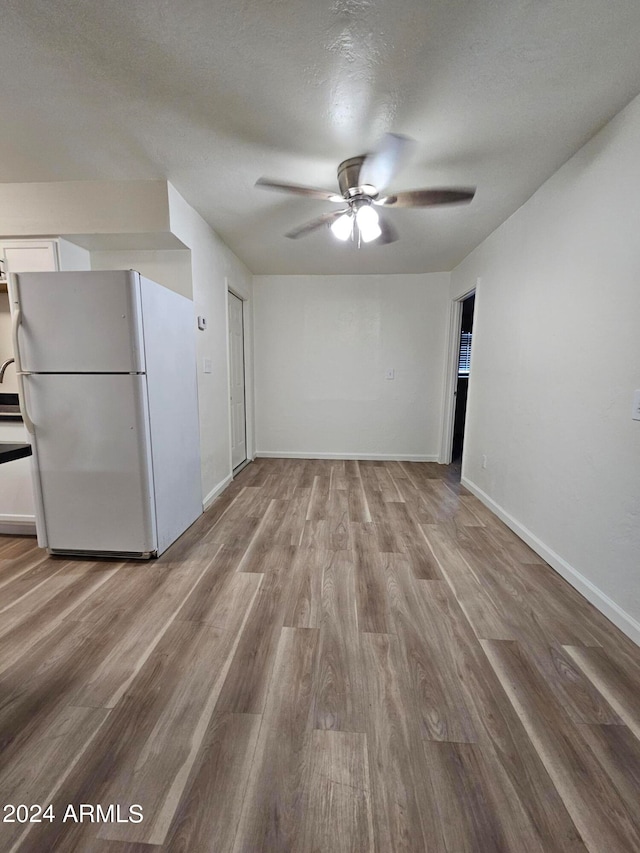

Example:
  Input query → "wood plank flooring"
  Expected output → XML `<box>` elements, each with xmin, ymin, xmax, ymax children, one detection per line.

<box><xmin>1</xmin><ymin>457</ymin><xmax>639</xmax><ymax>852</ymax></box>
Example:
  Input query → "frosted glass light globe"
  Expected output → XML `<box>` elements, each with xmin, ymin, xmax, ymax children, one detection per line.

<box><xmin>330</xmin><ymin>213</ymin><xmax>353</xmax><ymax>241</ymax></box>
<box><xmin>355</xmin><ymin>205</ymin><xmax>381</xmax><ymax>243</ymax></box>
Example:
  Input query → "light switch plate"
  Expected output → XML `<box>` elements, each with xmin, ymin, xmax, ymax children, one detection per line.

<box><xmin>632</xmin><ymin>389</ymin><xmax>640</xmax><ymax>421</ymax></box>
<box><xmin>203</xmin><ymin>357</ymin><xmax>212</xmax><ymax>374</ymax></box>
<box><xmin>385</xmin><ymin>368</ymin><xmax>395</xmax><ymax>380</ymax></box>
<box><xmin>197</xmin><ymin>315</ymin><xmax>207</xmax><ymax>330</ymax></box>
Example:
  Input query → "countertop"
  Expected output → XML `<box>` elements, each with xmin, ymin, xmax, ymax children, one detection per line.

<box><xmin>0</xmin><ymin>441</ymin><xmax>32</xmax><ymax>464</ymax></box>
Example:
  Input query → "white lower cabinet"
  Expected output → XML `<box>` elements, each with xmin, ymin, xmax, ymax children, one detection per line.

<box><xmin>0</xmin><ymin>422</ymin><xmax>36</xmax><ymax>534</ymax></box>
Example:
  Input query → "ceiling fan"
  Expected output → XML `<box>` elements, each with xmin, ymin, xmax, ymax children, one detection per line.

<box><xmin>255</xmin><ymin>133</ymin><xmax>475</xmax><ymax>245</ymax></box>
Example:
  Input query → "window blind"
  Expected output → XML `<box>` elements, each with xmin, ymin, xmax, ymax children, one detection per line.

<box><xmin>458</xmin><ymin>331</ymin><xmax>472</xmax><ymax>375</ymax></box>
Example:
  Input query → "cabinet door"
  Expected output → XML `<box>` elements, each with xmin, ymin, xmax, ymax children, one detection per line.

<box><xmin>0</xmin><ymin>422</ymin><xmax>35</xmax><ymax>531</ymax></box>
<box><xmin>2</xmin><ymin>241</ymin><xmax>59</xmax><ymax>274</ymax></box>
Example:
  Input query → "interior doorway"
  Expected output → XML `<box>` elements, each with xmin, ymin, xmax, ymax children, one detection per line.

<box><xmin>228</xmin><ymin>291</ymin><xmax>247</xmax><ymax>471</ymax></box>
<box><xmin>452</xmin><ymin>292</ymin><xmax>475</xmax><ymax>462</ymax></box>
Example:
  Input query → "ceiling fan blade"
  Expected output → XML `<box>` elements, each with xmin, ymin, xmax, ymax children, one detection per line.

<box><xmin>256</xmin><ymin>177</ymin><xmax>344</xmax><ymax>202</ymax></box>
<box><xmin>376</xmin><ymin>213</ymin><xmax>399</xmax><ymax>244</ymax></box>
<box><xmin>285</xmin><ymin>209</ymin><xmax>348</xmax><ymax>239</ymax></box>
<box><xmin>358</xmin><ymin>133</ymin><xmax>415</xmax><ymax>192</ymax></box>
<box><xmin>376</xmin><ymin>188</ymin><xmax>476</xmax><ymax>208</ymax></box>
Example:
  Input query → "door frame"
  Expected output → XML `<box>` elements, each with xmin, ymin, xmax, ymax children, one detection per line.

<box><xmin>439</xmin><ymin>286</ymin><xmax>476</xmax><ymax>464</ymax></box>
<box><xmin>226</xmin><ymin>285</ymin><xmax>249</xmax><ymax>473</ymax></box>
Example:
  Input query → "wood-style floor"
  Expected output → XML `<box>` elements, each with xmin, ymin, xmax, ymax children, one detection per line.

<box><xmin>1</xmin><ymin>458</ymin><xmax>639</xmax><ymax>852</ymax></box>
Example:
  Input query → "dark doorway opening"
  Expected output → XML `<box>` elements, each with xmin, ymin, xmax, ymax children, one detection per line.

<box><xmin>452</xmin><ymin>293</ymin><xmax>475</xmax><ymax>462</ymax></box>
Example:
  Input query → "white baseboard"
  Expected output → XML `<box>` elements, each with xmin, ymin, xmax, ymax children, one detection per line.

<box><xmin>232</xmin><ymin>458</ymin><xmax>252</xmax><ymax>476</ymax></box>
<box><xmin>202</xmin><ymin>474</ymin><xmax>233</xmax><ymax>511</ymax></box>
<box><xmin>461</xmin><ymin>477</ymin><xmax>640</xmax><ymax>647</ymax></box>
<box><xmin>255</xmin><ymin>451</ymin><xmax>439</xmax><ymax>462</ymax></box>
<box><xmin>0</xmin><ymin>514</ymin><xmax>37</xmax><ymax>536</ymax></box>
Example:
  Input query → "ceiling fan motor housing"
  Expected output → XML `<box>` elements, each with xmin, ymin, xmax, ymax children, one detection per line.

<box><xmin>338</xmin><ymin>156</ymin><xmax>369</xmax><ymax>197</ymax></box>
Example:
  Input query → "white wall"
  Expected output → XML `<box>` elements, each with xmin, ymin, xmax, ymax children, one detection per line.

<box><xmin>253</xmin><ymin>273</ymin><xmax>450</xmax><ymax>459</ymax></box>
<box><xmin>57</xmin><ymin>238</ymin><xmax>91</xmax><ymax>271</ymax></box>
<box><xmin>0</xmin><ymin>181</ymin><xmax>169</xmax><ymax>236</ymax></box>
<box><xmin>451</xmin><ymin>93</ymin><xmax>640</xmax><ymax>643</ymax></box>
<box><xmin>168</xmin><ymin>184</ymin><xmax>255</xmax><ymax>504</ymax></box>
<box><xmin>91</xmin><ymin>249</ymin><xmax>193</xmax><ymax>298</ymax></box>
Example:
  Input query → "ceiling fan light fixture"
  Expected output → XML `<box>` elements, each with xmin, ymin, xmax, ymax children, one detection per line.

<box><xmin>257</xmin><ymin>133</ymin><xmax>476</xmax><ymax>246</ymax></box>
<box><xmin>330</xmin><ymin>212</ymin><xmax>353</xmax><ymax>241</ymax></box>
<box><xmin>355</xmin><ymin>204</ymin><xmax>381</xmax><ymax>243</ymax></box>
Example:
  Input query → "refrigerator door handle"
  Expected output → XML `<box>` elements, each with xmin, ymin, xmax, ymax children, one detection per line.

<box><xmin>10</xmin><ymin>274</ymin><xmax>35</xmax><ymax>435</ymax></box>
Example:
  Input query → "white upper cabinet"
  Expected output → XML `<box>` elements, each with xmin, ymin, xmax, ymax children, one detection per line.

<box><xmin>1</xmin><ymin>238</ymin><xmax>91</xmax><ymax>280</ymax></box>
<box><xmin>2</xmin><ymin>240</ymin><xmax>60</xmax><ymax>275</ymax></box>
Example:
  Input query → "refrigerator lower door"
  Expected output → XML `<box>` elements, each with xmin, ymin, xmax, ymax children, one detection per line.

<box><xmin>25</xmin><ymin>373</ymin><xmax>157</xmax><ymax>557</ymax></box>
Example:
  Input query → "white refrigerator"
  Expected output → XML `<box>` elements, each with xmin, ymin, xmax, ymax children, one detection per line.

<box><xmin>9</xmin><ymin>270</ymin><xmax>203</xmax><ymax>558</ymax></box>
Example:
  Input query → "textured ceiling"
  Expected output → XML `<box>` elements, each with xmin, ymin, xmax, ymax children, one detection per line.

<box><xmin>1</xmin><ymin>0</ymin><xmax>640</xmax><ymax>274</ymax></box>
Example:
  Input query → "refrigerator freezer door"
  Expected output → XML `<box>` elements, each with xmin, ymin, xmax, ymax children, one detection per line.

<box><xmin>25</xmin><ymin>373</ymin><xmax>157</xmax><ymax>555</ymax></box>
<box><xmin>12</xmin><ymin>270</ymin><xmax>145</xmax><ymax>373</ymax></box>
